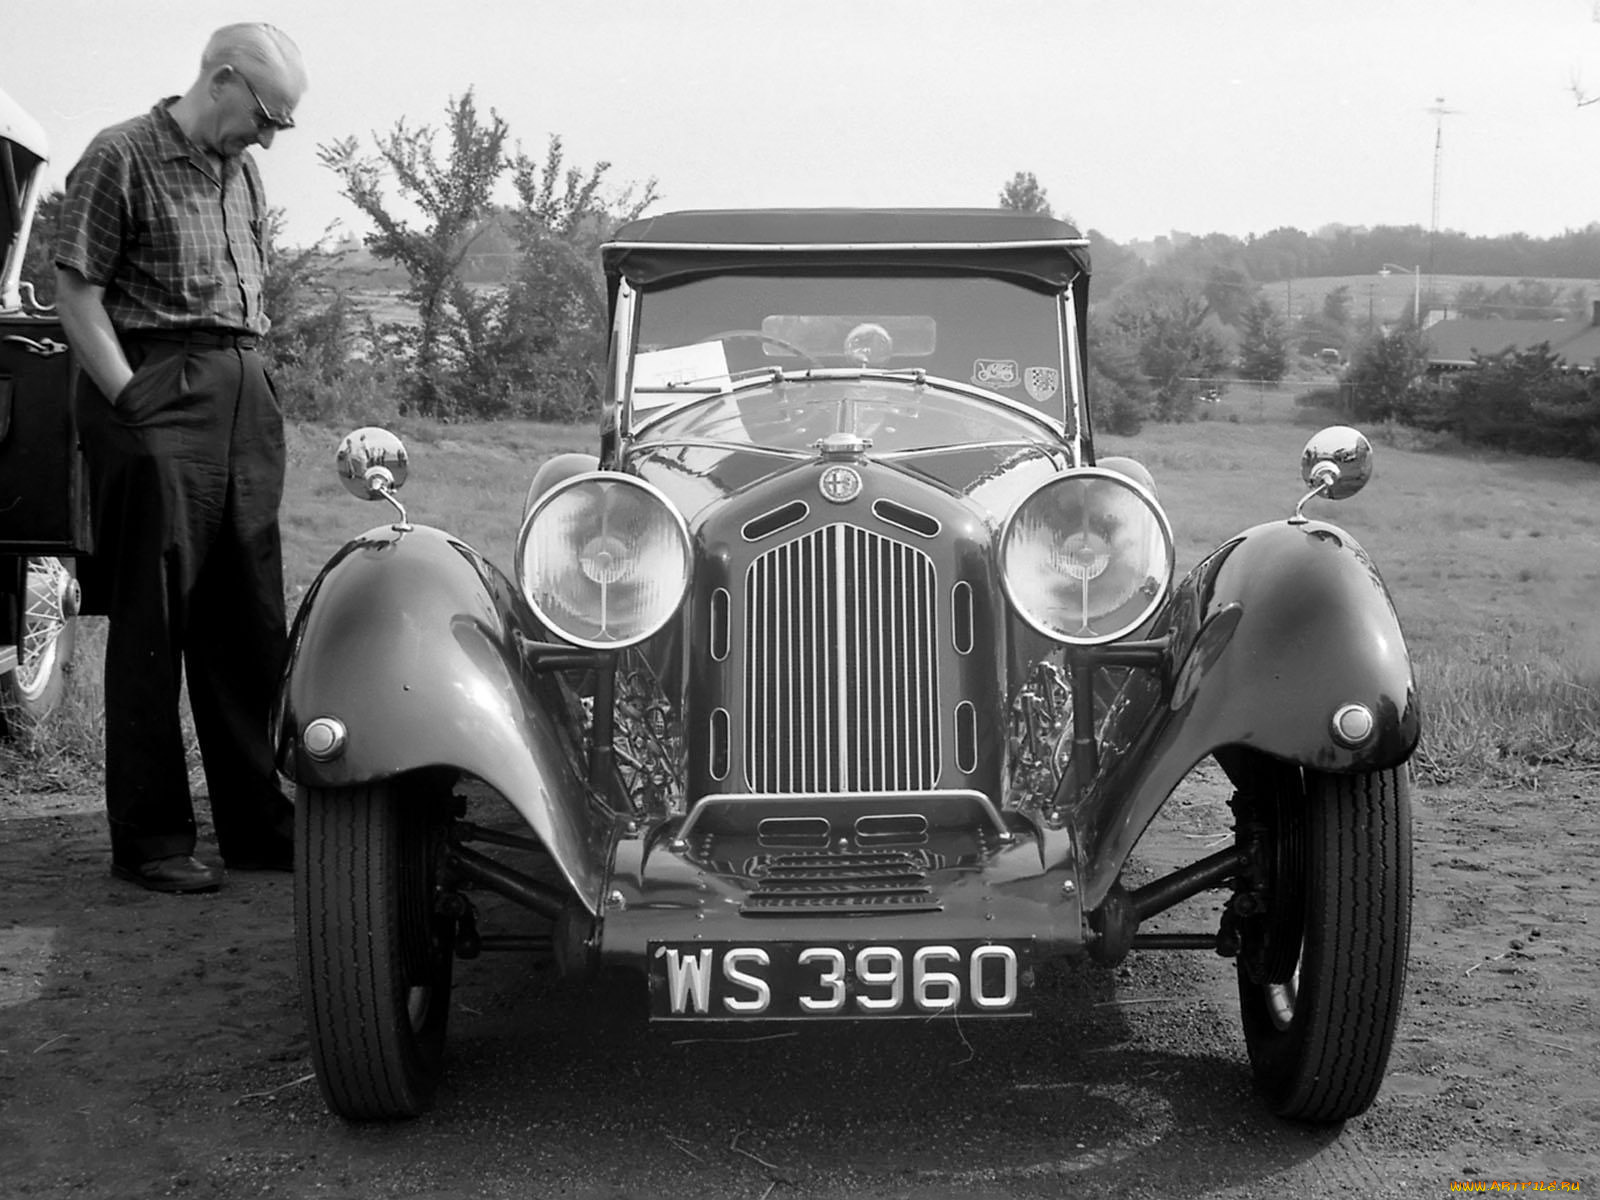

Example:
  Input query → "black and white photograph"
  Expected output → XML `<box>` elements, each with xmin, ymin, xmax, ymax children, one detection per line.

<box><xmin>1</xmin><ymin>3</ymin><xmax>1595</xmax><ymax>1196</ymax></box>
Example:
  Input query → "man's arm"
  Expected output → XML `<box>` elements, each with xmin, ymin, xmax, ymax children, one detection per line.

<box><xmin>55</xmin><ymin>267</ymin><xmax>133</xmax><ymax>403</ymax></box>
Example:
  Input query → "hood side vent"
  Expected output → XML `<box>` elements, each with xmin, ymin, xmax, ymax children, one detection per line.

<box><xmin>742</xmin><ymin>500</ymin><xmax>810</xmax><ymax>542</ymax></box>
<box><xmin>872</xmin><ymin>498</ymin><xmax>941</xmax><ymax>538</ymax></box>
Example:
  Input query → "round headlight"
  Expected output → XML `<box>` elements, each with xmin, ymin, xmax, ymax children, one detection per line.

<box><xmin>516</xmin><ymin>472</ymin><xmax>691</xmax><ymax>649</ymax></box>
<box><xmin>999</xmin><ymin>468</ymin><xmax>1175</xmax><ymax>645</ymax></box>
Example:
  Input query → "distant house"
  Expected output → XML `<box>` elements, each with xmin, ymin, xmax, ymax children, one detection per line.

<box><xmin>1423</xmin><ymin>302</ymin><xmax>1600</xmax><ymax>373</ymax></box>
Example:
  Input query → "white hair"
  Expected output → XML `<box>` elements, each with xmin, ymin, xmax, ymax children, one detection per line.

<box><xmin>200</xmin><ymin>22</ymin><xmax>307</xmax><ymax>95</ymax></box>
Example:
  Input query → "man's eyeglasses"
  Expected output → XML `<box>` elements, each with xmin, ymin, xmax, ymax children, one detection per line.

<box><xmin>233</xmin><ymin>69</ymin><xmax>295</xmax><ymax>132</ymax></box>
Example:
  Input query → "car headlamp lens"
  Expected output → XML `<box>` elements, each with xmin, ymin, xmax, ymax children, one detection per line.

<box><xmin>579</xmin><ymin>534</ymin><xmax>632</xmax><ymax>585</ymax></box>
<box><xmin>516</xmin><ymin>473</ymin><xmax>691</xmax><ymax>649</ymax></box>
<box><xmin>999</xmin><ymin>469</ymin><xmax>1174</xmax><ymax>644</ymax></box>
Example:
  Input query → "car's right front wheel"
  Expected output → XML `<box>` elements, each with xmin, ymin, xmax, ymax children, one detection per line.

<box><xmin>1235</xmin><ymin>761</ymin><xmax>1413</xmax><ymax>1123</ymax></box>
<box><xmin>295</xmin><ymin>777</ymin><xmax>458</xmax><ymax>1120</ymax></box>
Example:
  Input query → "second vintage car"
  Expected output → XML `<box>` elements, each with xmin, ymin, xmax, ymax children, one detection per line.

<box><xmin>275</xmin><ymin>208</ymin><xmax>1419</xmax><ymax>1123</ymax></box>
<box><xmin>1</xmin><ymin>85</ymin><xmax>86</xmax><ymax>734</ymax></box>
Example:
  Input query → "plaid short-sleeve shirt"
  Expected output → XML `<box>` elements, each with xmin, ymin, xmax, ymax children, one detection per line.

<box><xmin>55</xmin><ymin>99</ymin><xmax>270</xmax><ymax>336</ymax></box>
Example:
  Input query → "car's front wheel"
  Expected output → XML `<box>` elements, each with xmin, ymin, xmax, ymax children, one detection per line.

<box><xmin>296</xmin><ymin>777</ymin><xmax>457</xmax><ymax>1119</ymax></box>
<box><xmin>1235</xmin><ymin>761</ymin><xmax>1412</xmax><ymax>1123</ymax></box>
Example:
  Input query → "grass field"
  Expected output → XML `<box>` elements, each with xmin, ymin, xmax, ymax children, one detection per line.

<box><xmin>5</xmin><ymin>397</ymin><xmax>1597</xmax><ymax>794</ymax></box>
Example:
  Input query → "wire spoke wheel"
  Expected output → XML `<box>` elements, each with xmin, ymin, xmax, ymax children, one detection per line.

<box><xmin>1</xmin><ymin>556</ymin><xmax>79</xmax><ymax>731</ymax></box>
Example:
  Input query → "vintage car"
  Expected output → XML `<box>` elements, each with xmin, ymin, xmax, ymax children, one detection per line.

<box><xmin>276</xmin><ymin>208</ymin><xmax>1419</xmax><ymax>1124</ymax></box>
<box><xmin>0</xmin><ymin>86</ymin><xmax>85</xmax><ymax>733</ymax></box>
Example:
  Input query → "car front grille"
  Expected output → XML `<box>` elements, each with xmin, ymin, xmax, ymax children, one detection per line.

<box><xmin>743</xmin><ymin>523</ymin><xmax>940</xmax><ymax>792</ymax></box>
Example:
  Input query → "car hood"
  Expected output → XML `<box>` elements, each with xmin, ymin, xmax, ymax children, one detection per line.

<box><xmin>629</xmin><ymin>436</ymin><xmax>1065</xmax><ymax>534</ymax></box>
<box><xmin>627</xmin><ymin>375</ymin><xmax>1070</xmax><ymax>529</ymax></box>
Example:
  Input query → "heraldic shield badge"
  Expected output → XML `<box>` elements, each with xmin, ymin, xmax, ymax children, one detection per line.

<box><xmin>1024</xmin><ymin>366</ymin><xmax>1059</xmax><ymax>404</ymax></box>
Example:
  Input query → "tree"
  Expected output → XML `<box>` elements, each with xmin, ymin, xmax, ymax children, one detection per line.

<box><xmin>1109</xmin><ymin>279</ymin><xmax>1228</xmax><ymax>421</ymax></box>
<box><xmin>1432</xmin><ymin>344</ymin><xmax>1600</xmax><ymax>459</ymax></box>
<box><xmin>1085</xmin><ymin>228</ymin><xmax>1142</xmax><ymax>297</ymax></box>
<box><xmin>1237</xmin><ymin>297</ymin><xmax>1289</xmax><ymax>383</ymax></box>
<box><xmin>1085</xmin><ymin>313</ymin><xmax>1152</xmax><ymax>435</ymax></box>
<box><xmin>493</xmin><ymin>136</ymin><xmax>660</xmax><ymax>419</ymax></box>
<box><xmin>18</xmin><ymin>189</ymin><xmax>62</xmax><ymax>306</ymax></box>
<box><xmin>1322</xmin><ymin>285</ymin><xmax>1352</xmax><ymax>327</ymax></box>
<box><xmin>320</xmin><ymin>89</ymin><xmax>510</xmax><ymax>416</ymax></box>
<box><xmin>1343</xmin><ymin>328</ymin><xmax>1428</xmax><ymax>423</ymax></box>
<box><xmin>998</xmin><ymin>171</ymin><xmax>1052</xmax><ymax>216</ymax></box>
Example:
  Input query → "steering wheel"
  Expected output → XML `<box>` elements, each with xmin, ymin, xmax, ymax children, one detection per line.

<box><xmin>700</xmin><ymin>329</ymin><xmax>818</xmax><ymax>370</ymax></box>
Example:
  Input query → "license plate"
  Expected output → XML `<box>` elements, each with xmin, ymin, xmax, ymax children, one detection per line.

<box><xmin>648</xmin><ymin>939</ymin><xmax>1033</xmax><ymax>1019</ymax></box>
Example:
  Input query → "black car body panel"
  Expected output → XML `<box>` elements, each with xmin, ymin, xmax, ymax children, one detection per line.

<box><xmin>273</xmin><ymin>523</ymin><xmax>605</xmax><ymax>908</ymax></box>
<box><xmin>1066</xmin><ymin>517</ymin><xmax>1419</xmax><ymax>908</ymax></box>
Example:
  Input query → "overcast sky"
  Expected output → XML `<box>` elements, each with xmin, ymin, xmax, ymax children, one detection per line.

<box><xmin>6</xmin><ymin>0</ymin><xmax>1599</xmax><ymax>249</ymax></box>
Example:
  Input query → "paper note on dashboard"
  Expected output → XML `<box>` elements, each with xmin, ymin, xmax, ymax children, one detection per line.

<box><xmin>632</xmin><ymin>342</ymin><xmax>732</xmax><ymax>407</ymax></box>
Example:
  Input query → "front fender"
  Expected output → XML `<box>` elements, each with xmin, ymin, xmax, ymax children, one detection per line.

<box><xmin>273</xmin><ymin>524</ymin><xmax>604</xmax><ymax>911</ymax></box>
<box><xmin>1072</xmin><ymin>517</ymin><xmax>1420</xmax><ymax>907</ymax></box>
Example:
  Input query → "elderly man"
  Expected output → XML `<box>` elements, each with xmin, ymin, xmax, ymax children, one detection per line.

<box><xmin>55</xmin><ymin>23</ymin><xmax>307</xmax><ymax>893</ymax></box>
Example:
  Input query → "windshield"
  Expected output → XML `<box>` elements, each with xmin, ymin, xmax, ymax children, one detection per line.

<box><xmin>629</xmin><ymin>273</ymin><xmax>1068</xmax><ymax>422</ymax></box>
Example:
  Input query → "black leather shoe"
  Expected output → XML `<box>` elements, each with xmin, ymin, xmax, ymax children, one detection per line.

<box><xmin>111</xmin><ymin>855</ymin><xmax>223</xmax><ymax>894</ymax></box>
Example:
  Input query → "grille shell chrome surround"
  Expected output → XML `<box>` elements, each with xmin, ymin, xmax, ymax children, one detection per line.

<box><xmin>743</xmin><ymin>522</ymin><xmax>940</xmax><ymax>793</ymax></box>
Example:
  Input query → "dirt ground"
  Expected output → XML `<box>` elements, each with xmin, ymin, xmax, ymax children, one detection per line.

<box><xmin>1</xmin><ymin>766</ymin><xmax>1594</xmax><ymax>1199</ymax></box>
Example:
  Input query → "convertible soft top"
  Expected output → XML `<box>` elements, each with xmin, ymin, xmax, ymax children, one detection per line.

<box><xmin>603</xmin><ymin>208</ymin><xmax>1091</xmax><ymax>291</ymax></box>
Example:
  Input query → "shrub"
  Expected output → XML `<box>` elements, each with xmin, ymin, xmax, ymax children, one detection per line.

<box><xmin>1088</xmin><ymin>366</ymin><xmax>1150</xmax><ymax>435</ymax></box>
<box><xmin>271</xmin><ymin>356</ymin><xmax>407</xmax><ymax>426</ymax></box>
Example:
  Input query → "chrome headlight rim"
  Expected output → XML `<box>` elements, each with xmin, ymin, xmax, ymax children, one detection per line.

<box><xmin>998</xmin><ymin>466</ymin><xmax>1176</xmax><ymax>646</ymax></box>
<box><xmin>515</xmin><ymin>470</ymin><xmax>692</xmax><ymax>651</ymax></box>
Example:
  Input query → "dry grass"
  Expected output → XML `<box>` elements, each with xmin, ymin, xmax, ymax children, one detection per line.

<box><xmin>5</xmin><ymin>402</ymin><xmax>1596</xmax><ymax>798</ymax></box>
<box><xmin>1101</xmin><ymin>399</ymin><xmax>1600</xmax><ymax>785</ymax></box>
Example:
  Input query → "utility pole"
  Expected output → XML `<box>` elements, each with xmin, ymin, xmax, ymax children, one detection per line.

<box><xmin>1426</xmin><ymin>97</ymin><xmax>1459</xmax><ymax>296</ymax></box>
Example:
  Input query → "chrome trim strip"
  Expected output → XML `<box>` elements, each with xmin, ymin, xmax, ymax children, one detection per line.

<box><xmin>951</xmin><ymin>582</ymin><xmax>973</xmax><ymax>655</ymax></box>
<box><xmin>710</xmin><ymin>588</ymin><xmax>730</xmax><ymax>661</ymax></box>
<box><xmin>954</xmin><ymin>701</ymin><xmax>978</xmax><ymax>773</ymax></box>
<box><xmin>1063</xmin><ymin>281</ymin><xmax>1087</xmax><ymax>467</ymax></box>
<box><xmin>675</xmin><ymin>788</ymin><xmax>1011</xmax><ymax>845</ymax></box>
<box><xmin>604</xmin><ymin>238</ymin><xmax>1091</xmax><ymax>254</ymax></box>
<box><xmin>742</xmin><ymin>501</ymin><xmax>810</xmax><ymax>542</ymax></box>
<box><xmin>710</xmin><ymin>708</ymin><xmax>731</xmax><ymax>780</ymax></box>
<box><xmin>630</xmin><ymin>436</ymin><xmax>812</xmax><ymax>461</ymax></box>
<box><xmin>871</xmin><ymin>498</ymin><xmax>940</xmax><ymax>538</ymax></box>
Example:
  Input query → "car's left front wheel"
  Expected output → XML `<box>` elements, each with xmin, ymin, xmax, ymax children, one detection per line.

<box><xmin>296</xmin><ymin>777</ymin><xmax>457</xmax><ymax>1120</ymax></box>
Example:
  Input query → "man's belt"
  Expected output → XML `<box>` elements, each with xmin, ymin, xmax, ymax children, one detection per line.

<box><xmin>122</xmin><ymin>328</ymin><xmax>259</xmax><ymax>350</ymax></box>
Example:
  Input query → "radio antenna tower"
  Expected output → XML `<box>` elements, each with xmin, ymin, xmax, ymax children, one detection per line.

<box><xmin>1426</xmin><ymin>97</ymin><xmax>1459</xmax><ymax>291</ymax></box>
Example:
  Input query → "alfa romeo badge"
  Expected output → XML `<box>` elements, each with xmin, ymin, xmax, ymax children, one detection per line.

<box><xmin>819</xmin><ymin>465</ymin><xmax>863</xmax><ymax>503</ymax></box>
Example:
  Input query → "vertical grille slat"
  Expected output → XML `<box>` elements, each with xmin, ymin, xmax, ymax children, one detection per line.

<box><xmin>744</xmin><ymin>524</ymin><xmax>939</xmax><ymax>792</ymax></box>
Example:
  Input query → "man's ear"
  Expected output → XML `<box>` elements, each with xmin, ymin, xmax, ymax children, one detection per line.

<box><xmin>206</xmin><ymin>64</ymin><xmax>234</xmax><ymax>100</ymax></box>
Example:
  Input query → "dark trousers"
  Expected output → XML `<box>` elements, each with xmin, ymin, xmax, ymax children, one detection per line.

<box><xmin>73</xmin><ymin>332</ymin><xmax>292</xmax><ymax>865</ymax></box>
